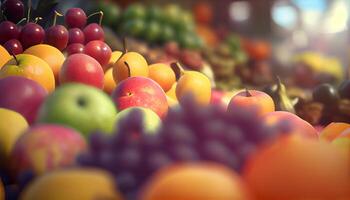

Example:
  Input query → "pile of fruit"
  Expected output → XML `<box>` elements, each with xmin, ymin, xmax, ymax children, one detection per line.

<box><xmin>0</xmin><ymin>1</ymin><xmax>349</xmax><ymax>200</ymax></box>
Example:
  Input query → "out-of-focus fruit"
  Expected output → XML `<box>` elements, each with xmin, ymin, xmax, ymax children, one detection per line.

<box><xmin>228</xmin><ymin>89</ymin><xmax>275</xmax><ymax>117</ymax></box>
<box><xmin>180</xmin><ymin>50</ymin><xmax>203</xmax><ymax>70</ymax></box>
<box><xmin>211</xmin><ymin>90</ymin><xmax>237</xmax><ymax>110</ymax></box>
<box><xmin>264</xmin><ymin>78</ymin><xmax>296</xmax><ymax>113</ymax></box>
<box><xmin>0</xmin><ymin>179</ymin><xmax>3</xmax><ymax>200</ymax></box>
<box><xmin>103</xmin><ymin>68</ymin><xmax>116</xmax><ymax>94</ymax></box>
<box><xmin>19</xmin><ymin>23</ymin><xmax>45</xmax><ymax>49</ymax></box>
<box><xmin>114</xmin><ymin>107</ymin><xmax>161</xmax><ymax>134</ymax></box>
<box><xmin>3</xmin><ymin>39</ymin><xmax>23</xmax><ymax>55</ymax></box>
<box><xmin>166</xmin><ymin>82</ymin><xmax>177</xmax><ymax>100</ymax></box>
<box><xmin>121</xmin><ymin>19</ymin><xmax>145</xmax><ymax>37</ymax></box>
<box><xmin>20</xmin><ymin>168</ymin><xmax>123</xmax><ymax>200</ymax></box>
<box><xmin>176</xmin><ymin>70</ymin><xmax>211</xmax><ymax>105</ymax></box>
<box><xmin>0</xmin><ymin>108</ymin><xmax>28</xmax><ymax>164</ymax></box>
<box><xmin>112</xmin><ymin>77</ymin><xmax>168</xmax><ymax>118</ymax></box>
<box><xmin>243</xmin><ymin>135</ymin><xmax>350</xmax><ymax>200</ymax></box>
<box><xmin>312</xmin><ymin>83</ymin><xmax>339</xmax><ymax>105</ymax></box>
<box><xmin>123</xmin><ymin>4</ymin><xmax>146</xmax><ymax>20</ymax></box>
<box><xmin>338</xmin><ymin>80</ymin><xmax>350</xmax><ymax>99</ymax></box>
<box><xmin>24</xmin><ymin>44</ymin><xmax>65</xmax><ymax>83</ymax></box>
<box><xmin>0</xmin><ymin>45</ymin><xmax>11</xmax><ymax>68</ymax></box>
<box><xmin>263</xmin><ymin>111</ymin><xmax>318</xmax><ymax>138</ymax></box>
<box><xmin>37</xmin><ymin>83</ymin><xmax>117</xmax><ymax>136</ymax></box>
<box><xmin>97</xmin><ymin>1</ymin><xmax>121</xmax><ymax>27</ymax></box>
<box><xmin>140</xmin><ymin>163</ymin><xmax>251</xmax><ymax>200</ymax></box>
<box><xmin>193</xmin><ymin>2</ymin><xmax>213</xmax><ymax>24</ymax></box>
<box><xmin>59</xmin><ymin>53</ymin><xmax>104</xmax><ymax>89</ymax></box>
<box><xmin>11</xmin><ymin>124</ymin><xmax>86</xmax><ymax>174</ymax></box>
<box><xmin>104</xmin><ymin>50</ymin><xmax>122</xmax><ymax>71</ymax></box>
<box><xmin>149</xmin><ymin>63</ymin><xmax>176</xmax><ymax>92</ymax></box>
<box><xmin>1</xmin><ymin>0</ymin><xmax>24</xmax><ymax>23</ymax></box>
<box><xmin>319</xmin><ymin>122</ymin><xmax>350</xmax><ymax>141</ymax></box>
<box><xmin>0</xmin><ymin>21</ymin><xmax>20</xmax><ymax>45</ymax></box>
<box><xmin>65</xmin><ymin>8</ymin><xmax>87</xmax><ymax>29</ymax></box>
<box><xmin>0</xmin><ymin>54</ymin><xmax>55</xmax><ymax>92</ymax></box>
<box><xmin>113</xmin><ymin>51</ymin><xmax>148</xmax><ymax>83</ymax></box>
<box><xmin>84</xmin><ymin>40</ymin><xmax>112</xmax><ymax>67</ymax></box>
<box><xmin>244</xmin><ymin>40</ymin><xmax>271</xmax><ymax>61</ymax></box>
<box><xmin>0</xmin><ymin>76</ymin><xmax>47</xmax><ymax>124</ymax></box>
<box><xmin>144</xmin><ymin>21</ymin><xmax>161</xmax><ymax>42</ymax></box>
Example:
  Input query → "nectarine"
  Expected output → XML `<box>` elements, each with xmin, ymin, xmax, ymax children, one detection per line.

<box><xmin>112</xmin><ymin>52</ymin><xmax>148</xmax><ymax>83</ymax></box>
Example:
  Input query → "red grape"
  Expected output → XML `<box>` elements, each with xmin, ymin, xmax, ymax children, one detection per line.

<box><xmin>3</xmin><ymin>39</ymin><xmax>23</xmax><ymax>55</ymax></box>
<box><xmin>19</xmin><ymin>23</ymin><xmax>45</xmax><ymax>49</ymax></box>
<box><xmin>1</xmin><ymin>0</ymin><xmax>24</xmax><ymax>23</ymax></box>
<box><xmin>45</xmin><ymin>25</ymin><xmax>68</xmax><ymax>51</ymax></box>
<box><xmin>65</xmin><ymin>8</ymin><xmax>87</xmax><ymax>28</ymax></box>
<box><xmin>84</xmin><ymin>40</ymin><xmax>111</xmax><ymax>67</ymax></box>
<box><xmin>0</xmin><ymin>21</ymin><xmax>20</xmax><ymax>44</ymax></box>
<box><xmin>65</xmin><ymin>43</ymin><xmax>84</xmax><ymax>55</ymax></box>
<box><xmin>68</xmin><ymin>28</ymin><xmax>85</xmax><ymax>44</ymax></box>
<box><xmin>83</xmin><ymin>23</ymin><xmax>104</xmax><ymax>43</ymax></box>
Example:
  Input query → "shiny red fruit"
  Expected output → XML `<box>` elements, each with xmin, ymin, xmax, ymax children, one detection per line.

<box><xmin>84</xmin><ymin>40</ymin><xmax>111</xmax><ymax>67</ymax></box>
<box><xmin>45</xmin><ymin>25</ymin><xmax>69</xmax><ymax>51</ymax></box>
<box><xmin>83</xmin><ymin>23</ymin><xmax>104</xmax><ymax>43</ymax></box>
<box><xmin>3</xmin><ymin>39</ymin><xmax>23</xmax><ymax>55</ymax></box>
<box><xmin>65</xmin><ymin>43</ymin><xmax>85</xmax><ymax>56</ymax></box>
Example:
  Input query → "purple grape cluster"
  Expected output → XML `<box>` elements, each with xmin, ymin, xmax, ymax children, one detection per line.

<box><xmin>78</xmin><ymin>97</ymin><xmax>289</xmax><ymax>199</ymax></box>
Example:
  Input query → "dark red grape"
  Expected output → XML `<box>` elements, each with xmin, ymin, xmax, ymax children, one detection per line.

<box><xmin>65</xmin><ymin>8</ymin><xmax>87</xmax><ymax>28</ymax></box>
<box><xmin>312</xmin><ymin>83</ymin><xmax>339</xmax><ymax>105</ymax></box>
<box><xmin>0</xmin><ymin>21</ymin><xmax>20</xmax><ymax>44</ymax></box>
<box><xmin>19</xmin><ymin>23</ymin><xmax>45</xmax><ymax>49</ymax></box>
<box><xmin>68</xmin><ymin>28</ymin><xmax>85</xmax><ymax>44</ymax></box>
<box><xmin>45</xmin><ymin>25</ymin><xmax>68</xmax><ymax>50</ymax></box>
<box><xmin>65</xmin><ymin>43</ymin><xmax>84</xmax><ymax>55</ymax></box>
<box><xmin>83</xmin><ymin>23</ymin><xmax>104</xmax><ymax>43</ymax></box>
<box><xmin>84</xmin><ymin>40</ymin><xmax>111</xmax><ymax>67</ymax></box>
<box><xmin>1</xmin><ymin>0</ymin><xmax>24</xmax><ymax>23</ymax></box>
<box><xmin>3</xmin><ymin>39</ymin><xmax>23</xmax><ymax>54</ymax></box>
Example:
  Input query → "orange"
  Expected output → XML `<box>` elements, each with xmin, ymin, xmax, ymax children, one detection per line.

<box><xmin>24</xmin><ymin>44</ymin><xmax>65</xmax><ymax>83</ymax></box>
<box><xmin>112</xmin><ymin>52</ymin><xmax>148</xmax><ymax>83</ymax></box>
<box><xmin>166</xmin><ymin>82</ymin><xmax>177</xmax><ymax>100</ymax></box>
<box><xmin>0</xmin><ymin>54</ymin><xmax>55</xmax><ymax>92</ymax></box>
<box><xmin>149</xmin><ymin>63</ymin><xmax>176</xmax><ymax>92</ymax></box>
<box><xmin>0</xmin><ymin>45</ymin><xmax>11</xmax><ymax>69</ymax></box>
<box><xmin>244</xmin><ymin>135</ymin><xmax>350</xmax><ymax>200</ymax></box>
<box><xmin>104</xmin><ymin>50</ymin><xmax>122</xmax><ymax>71</ymax></box>
<box><xmin>319</xmin><ymin>122</ymin><xmax>350</xmax><ymax>141</ymax></box>
<box><xmin>140</xmin><ymin>163</ymin><xmax>251</xmax><ymax>200</ymax></box>
<box><xmin>103</xmin><ymin>68</ymin><xmax>117</xmax><ymax>94</ymax></box>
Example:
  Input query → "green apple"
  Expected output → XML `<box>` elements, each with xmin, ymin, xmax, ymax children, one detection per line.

<box><xmin>121</xmin><ymin>19</ymin><xmax>146</xmax><ymax>37</ymax></box>
<box><xmin>144</xmin><ymin>21</ymin><xmax>161</xmax><ymax>42</ymax></box>
<box><xmin>36</xmin><ymin>83</ymin><xmax>117</xmax><ymax>136</ymax></box>
<box><xmin>146</xmin><ymin>5</ymin><xmax>163</xmax><ymax>21</ymax></box>
<box><xmin>122</xmin><ymin>4</ymin><xmax>146</xmax><ymax>20</ymax></box>
<box><xmin>160</xmin><ymin>24</ymin><xmax>175</xmax><ymax>43</ymax></box>
<box><xmin>114</xmin><ymin>107</ymin><xmax>161</xmax><ymax>134</ymax></box>
<box><xmin>97</xmin><ymin>1</ymin><xmax>121</xmax><ymax>27</ymax></box>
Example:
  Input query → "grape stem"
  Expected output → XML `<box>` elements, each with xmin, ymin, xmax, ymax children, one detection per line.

<box><xmin>11</xmin><ymin>52</ymin><xmax>19</xmax><ymax>65</ymax></box>
<box><xmin>16</xmin><ymin>18</ymin><xmax>27</xmax><ymax>25</ymax></box>
<box><xmin>245</xmin><ymin>88</ymin><xmax>252</xmax><ymax>97</ymax></box>
<box><xmin>124</xmin><ymin>61</ymin><xmax>131</xmax><ymax>78</ymax></box>
<box><xmin>27</xmin><ymin>0</ymin><xmax>32</xmax><ymax>23</ymax></box>
<box><xmin>87</xmin><ymin>11</ymin><xmax>104</xmax><ymax>26</ymax></box>
<box><xmin>52</xmin><ymin>10</ymin><xmax>63</xmax><ymax>26</ymax></box>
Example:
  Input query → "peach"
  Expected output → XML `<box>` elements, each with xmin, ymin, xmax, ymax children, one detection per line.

<box><xmin>319</xmin><ymin>122</ymin><xmax>350</xmax><ymax>141</ymax></box>
<box><xmin>112</xmin><ymin>52</ymin><xmax>148</xmax><ymax>83</ymax></box>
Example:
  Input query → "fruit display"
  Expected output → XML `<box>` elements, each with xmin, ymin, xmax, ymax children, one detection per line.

<box><xmin>0</xmin><ymin>1</ymin><xmax>349</xmax><ymax>200</ymax></box>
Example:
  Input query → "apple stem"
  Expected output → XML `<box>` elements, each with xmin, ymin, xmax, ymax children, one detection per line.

<box><xmin>27</xmin><ymin>0</ymin><xmax>31</xmax><ymax>23</ymax></box>
<box><xmin>87</xmin><ymin>11</ymin><xmax>104</xmax><ymax>26</ymax></box>
<box><xmin>170</xmin><ymin>62</ymin><xmax>184</xmax><ymax>81</ymax></box>
<box><xmin>52</xmin><ymin>10</ymin><xmax>63</xmax><ymax>26</ymax></box>
<box><xmin>16</xmin><ymin>18</ymin><xmax>27</xmax><ymax>25</ymax></box>
<box><xmin>34</xmin><ymin>17</ymin><xmax>42</xmax><ymax>24</ymax></box>
<box><xmin>124</xmin><ymin>61</ymin><xmax>131</xmax><ymax>78</ymax></box>
<box><xmin>122</xmin><ymin>37</ymin><xmax>128</xmax><ymax>54</ymax></box>
<box><xmin>11</xmin><ymin>52</ymin><xmax>19</xmax><ymax>65</ymax></box>
<box><xmin>245</xmin><ymin>88</ymin><xmax>252</xmax><ymax>97</ymax></box>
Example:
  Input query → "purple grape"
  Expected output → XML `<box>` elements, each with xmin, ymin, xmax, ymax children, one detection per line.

<box><xmin>83</xmin><ymin>23</ymin><xmax>104</xmax><ymax>43</ymax></box>
<box><xmin>3</xmin><ymin>39</ymin><xmax>23</xmax><ymax>54</ymax></box>
<box><xmin>1</xmin><ymin>0</ymin><xmax>24</xmax><ymax>23</ymax></box>
<box><xmin>68</xmin><ymin>28</ymin><xmax>85</xmax><ymax>44</ymax></box>
<box><xmin>19</xmin><ymin>22</ymin><xmax>45</xmax><ymax>49</ymax></box>
<box><xmin>45</xmin><ymin>25</ymin><xmax>68</xmax><ymax>50</ymax></box>
<box><xmin>65</xmin><ymin>8</ymin><xmax>87</xmax><ymax>28</ymax></box>
<box><xmin>0</xmin><ymin>21</ymin><xmax>20</xmax><ymax>44</ymax></box>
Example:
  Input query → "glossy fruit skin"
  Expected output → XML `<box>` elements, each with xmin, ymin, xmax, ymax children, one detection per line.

<box><xmin>65</xmin><ymin>8</ymin><xmax>87</xmax><ymax>28</ymax></box>
<box><xmin>319</xmin><ymin>122</ymin><xmax>350</xmax><ymax>141</ymax></box>
<box><xmin>1</xmin><ymin>0</ymin><xmax>24</xmax><ymax>23</ymax></box>
<box><xmin>0</xmin><ymin>45</ymin><xmax>11</xmax><ymax>68</ymax></box>
<box><xmin>68</xmin><ymin>28</ymin><xmax>85</xmax><ymax>44</ymax></box>
<box><xmin>83</xmin><ymin>23</ymin><xmax>104</xmax><ymax>43</ymax></box>
<box><xmin>45</xmin><ymin>25</ymin><xmax>69</xmax><ymax>51</ymax></box>
<box><xmin>19</xmin><ymin>23</ymin><xmax>45</xmax><ymax>49</ymax></box>
<box><xmin>0</xmin><ymin>21</ymin><xmax>20</xmax><ymax>44</ymax></box>
<box><xmin>103</xmin><ymin>68</ymin><xmax>116</xmax><ymax>94</ymax></box>
<box><xmin>59</xmin><ymin>53</ymin><xmax>104</xmax><ymax>89</ymax></box>
<box><xmin>84</xmin><ymin>40</ymin><xmax>112</xmax><ymax>67</ymax></box>
<box><xmin>0</xmin><ymin>76</ymin><xmax>47</xmax><ymax>124</ymax></box>
<box><xmin>111</xmin><ymin>77</ymin><xmax>168</xmax><ymax>118</ymax></box>
<box><xmin>65</xmin><ymin>43</ymin><xmax>84</xmax><ymax>56</ymax></box>
<box><xmin>312</xmin><ymin>83</ymin><xmax>339</xmax><ymax>104</ymax></box>
<box><xmin>36</xmin><ymin>83</ymin><xmax>117</xmax><ymax>136</ymax></box>
<box><xmin>148</xmin><ymin>63</ymin><xmax>176</xmax><ymax>92</ymax></box>
<box><xmin>3</xmin><ymin>39</ymin><xmax>22</xmax><ymax>55</ymax></box>
<box><xmin>338</xmin><ymin>80</ymin><xmax>350</xmax><ymax>99</ymax></box>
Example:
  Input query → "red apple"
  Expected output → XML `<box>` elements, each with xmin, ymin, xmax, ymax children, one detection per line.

<box><xmin>210</xmin><ymin>89</ymin><xmax>237</xmax><ymax>110</ymax></box>
<box><xmin>111</xmin><ymin>77</ymin><xmax>168</xmax><ymax>118</ymax></box>
<box><xmin>227</xmin><ymin>89</ymin><xmax>275</xmax><ymax>116</ymax></box>
<box><xmin>59</xmin><ymin>53</ymin><xmax>104</xmax><ymax>89</ymax></box>
<box><xmin>0</xmin><ymin>76</ymin><xmax>47</xmax><ymax>124</ymax></box>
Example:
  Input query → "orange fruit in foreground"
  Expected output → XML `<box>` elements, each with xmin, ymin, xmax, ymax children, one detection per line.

<box><xmin>140</xmin><ymin>163</ymin><xmax>251</xmax><ymax>200</ymax></box>
<box><xmin>103</xmin><ymin>68</ymin><xmax>117</xmax><ymax>94</ymax></box>
<box><xmin>0</xmin><ymin>45</ymin><xmax>11</xmax><ymax>69</ymax></box>
<box><xmin>243</xmin><ymin>135</ymin><xmax>350</xmax><ymax>200</ymax></box>
<box><xmin>149</xmin><ymin>63</ymin><xmax>176</xmax><ymax>92</ymax></box>
<box><xmin>0</xmin><ymin>54</ymin><xmax>55</xmax><ymax>92</ymax></box>
<box><xmin>24</xmin><ymin>44</ymin><xmax>65</xmax><ymax>83</ymax></box>
<box><xmin>319</xmin><ymin>122</ymin><xmax>350</xmax><ymax>141</ymax></box>
<box><xmin>104</xmin><ymin>50</ymin><xmax>122</xmax><ymax>71</ymax></box>
<box><xmin>112</xmin><ymin>52</ymin><xmax>148</xmax><ymax>83</ymax></box>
